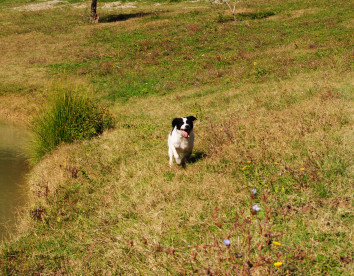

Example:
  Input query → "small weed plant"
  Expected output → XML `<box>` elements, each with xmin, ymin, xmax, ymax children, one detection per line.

<box><xmin>30</xmin><ymin>87</ymin><xmax>113</xmax><ymax>162</ymax></box>
<box><xmin>213</xmin><ymin>0</ymin><xmax>239</xmax><ymax>21</ymax></box>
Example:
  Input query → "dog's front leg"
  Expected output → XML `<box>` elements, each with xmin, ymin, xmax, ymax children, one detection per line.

<box><xmin>181</xmin><ymin>150</ymin><xmax>192</xmax><ymax>166</ymax></box>
<box><xmin>170</xmin><ymin>145</ymin><xmax>182</xmax><ymax>166</ymax></box>
<box><xmin>168</xmin><ymin>147</ymin><xmax>174</xmax><ymax>167</ymax></box>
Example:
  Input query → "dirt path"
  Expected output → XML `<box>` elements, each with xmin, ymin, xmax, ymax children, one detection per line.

<box><xmin>13</xmin><ymin>0</ymin><xmax>137</xmax><ymax>12</ymax></box>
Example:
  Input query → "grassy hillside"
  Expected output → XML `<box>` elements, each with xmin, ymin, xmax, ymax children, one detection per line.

<box><xmin>0</xmin><ymin>0</ymin><xmax>353</xmax><ymax>274</ymax></box>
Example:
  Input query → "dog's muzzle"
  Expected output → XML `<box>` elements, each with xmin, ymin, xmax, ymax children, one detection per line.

<box><xmin>181</xmin><ymin>129</ymin><xmax>190</xmax><ymax>138</ymax></box>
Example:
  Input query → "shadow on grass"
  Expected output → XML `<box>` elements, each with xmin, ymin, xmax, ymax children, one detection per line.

<box><xmin>188</xmin><ymin>150</ymin><xmax>207</xmax><ymax>164</ymax></box>
<box><xmin>217</xmin><ymin>11</ymin><xmax>275</xmax><ymax>23</ymax></box>
<box><xmin>236</xmin><ymin>11</ymin><xmax>275</xmax><ymax>20</ymax></box>
<box><xmin>100</xmin><ymin>12</ymin><xmax>154</xmax><ymax>23</ymax></box>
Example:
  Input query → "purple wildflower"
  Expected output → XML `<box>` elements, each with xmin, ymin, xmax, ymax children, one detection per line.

<box><xmin>223</xmin><ymin>239</ymin><xmax>231</xmax><ymax>246</ymax></box>
<box><xmin>252</xmin><ymin>204</ymin><xmax>261</xmax><ymax>212</ymax></box>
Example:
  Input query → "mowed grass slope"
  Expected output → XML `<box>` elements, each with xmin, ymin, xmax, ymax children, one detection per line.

<box><xmin>0</xmin><ymin>0</ymin><xmax>353</xmax><ymax>274</ymax></box>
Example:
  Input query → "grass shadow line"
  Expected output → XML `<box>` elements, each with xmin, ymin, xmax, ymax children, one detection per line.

<box><xmin>188</xmin><ymin>150</ymin><xmax>207</xmax><ymax>164</ymax></box>
<box><xmin>99</xmin><ymin>12</ymin><xmax>154</xmax><ymax>23</ymax></box>
<box><xmin>236</xmin><ymin>11</ymin><xmax>276</xmax><ymax>20</ymax></box>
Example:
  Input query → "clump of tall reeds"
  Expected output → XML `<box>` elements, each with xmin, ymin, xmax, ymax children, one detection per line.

<box><xmin>30</xmin><ymin>87</ymin><xmax>113</xmax><ymax>163</ymax></box>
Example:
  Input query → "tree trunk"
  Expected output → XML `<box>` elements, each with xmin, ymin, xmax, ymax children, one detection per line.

<box><xmin>90</xmin><ymin>0</ymin><xmax>99</xmax><ymax>23</ymax></box>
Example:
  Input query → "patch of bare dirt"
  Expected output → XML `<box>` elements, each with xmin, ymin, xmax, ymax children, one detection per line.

<box><xmin>13</xmin><ymin>0</ymin><xmax>137</xmax><ymax>12</ymax></box>
<box><xmin>101</xmin><ymin>1</ymin><xmax>137</xmax><ymax>10</ymax></box>
<box><xmin>13</xmin><ymin>0</ymin><xmax>65</xmax><ymax>11</ymax></box>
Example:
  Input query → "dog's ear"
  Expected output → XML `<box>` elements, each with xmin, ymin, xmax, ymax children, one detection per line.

<box><xmin>172</xmin><ymin>118</ymin><xmax>179</xmax><ymax>128</ymax></box>
<box><xmin>187</xmin><ymin>116</ymin><xmax>197</xmax><ymax>121</ymax></box>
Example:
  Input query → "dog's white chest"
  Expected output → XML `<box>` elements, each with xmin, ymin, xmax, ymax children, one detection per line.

<box><xmin>175</xmin><ymin>135</ymin><xmax>193</xmax><ymax>152</ymax></box>
<box><xmin>169</xmin><ymin>131</ymin><xmax>194</xmax><ymax>153</ymax></box>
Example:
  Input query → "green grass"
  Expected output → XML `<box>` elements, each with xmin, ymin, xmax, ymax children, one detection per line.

<box><xmin>30</xmin><ymin>86</ymin><xmax>114</xmax><ymax>163</ymax></box>
<box><xmin>0</xmin><ymin>0</ymin><xmax>353</xmax><ymax>274</ymax></box>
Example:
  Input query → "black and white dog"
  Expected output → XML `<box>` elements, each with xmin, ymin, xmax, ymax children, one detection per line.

<box><xmin>168</xmin><ymin>116</ymin><xmax>197</xmax><ymax>167</ymax></box>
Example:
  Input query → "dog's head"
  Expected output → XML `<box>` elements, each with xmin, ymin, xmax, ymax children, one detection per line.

<box><xmin>172</xmin><ymin>116</ymin><xmax>197</xmax><ymax>138</ymax></box>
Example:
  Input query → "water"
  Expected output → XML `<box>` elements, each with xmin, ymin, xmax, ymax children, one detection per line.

<box><xmin>0</xmin><ymin>122</ymin><xmax>29</xmax><ymax>240</ymax></box>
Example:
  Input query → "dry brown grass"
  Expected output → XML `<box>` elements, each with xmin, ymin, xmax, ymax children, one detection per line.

<box><xmin>0</xmin><ymin>0</ymin><xmax>353</xmax><ymax>274</ymax></box>
<box><xmin>0</xmin><ymin>94</ymin><xmax>40</xmax><ymax>125</ymax></box>
<box><xmin>12</xmin><ymin>68</ymin><xmax>351</xmax><ymax>273</ymax></box>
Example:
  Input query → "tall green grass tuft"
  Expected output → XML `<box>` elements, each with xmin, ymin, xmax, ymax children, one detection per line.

<box><xmin>30</xmin><ymin>88</ymin><xmax>114</xmax><ymax>163</ymax></box>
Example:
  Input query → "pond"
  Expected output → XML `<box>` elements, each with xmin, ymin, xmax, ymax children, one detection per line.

<box><xmin>0</xmin><ymin>122</ymin><xmax>29</xmax><ymax>240</ymax></box>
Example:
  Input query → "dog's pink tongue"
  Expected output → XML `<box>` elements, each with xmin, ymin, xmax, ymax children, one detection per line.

<box><xmin>182</xmin><ymin>130</ymin><xmax>189</xmax><ymax>138</ymax></box>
